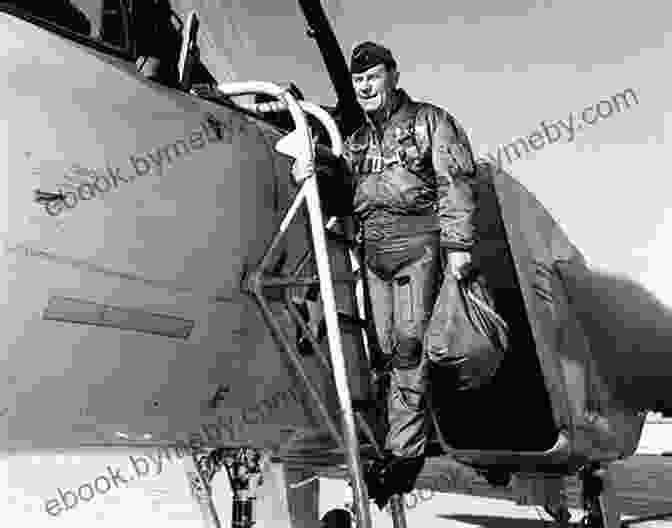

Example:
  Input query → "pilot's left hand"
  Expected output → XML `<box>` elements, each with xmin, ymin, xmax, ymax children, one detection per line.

<box><xmin>444</xmin><ymin>250</ymin><xmax>473</xmax><ymax>280</ymax></box>
<box><xmin>290</xmin><ymin>160</ymin><xmax>309</xmax><ymax>184</ymax></box>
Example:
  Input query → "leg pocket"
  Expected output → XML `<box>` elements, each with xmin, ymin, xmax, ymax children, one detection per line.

<box><xmin>395</xmin><ymin>275</ymin><xmax>414</xmax><ymax>323</ymax></box>
<box><xmin>390</xmin><ymin>367</ymin><xmax>427</xmax><ymax>411</ymax></box>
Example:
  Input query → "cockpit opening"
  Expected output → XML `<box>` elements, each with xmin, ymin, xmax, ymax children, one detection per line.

<box><xmin>1</xmin><ymin>0</ymin><xmax>219</xmax><ymax>89</ymax></box>
<box><xmin>1</xmin><ymin>0</ymin><xmax>131</xmax><ymax>53</ymax></box>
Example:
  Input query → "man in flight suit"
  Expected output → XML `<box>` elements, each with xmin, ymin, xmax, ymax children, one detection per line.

<box><xmin>343</xmin><ymin>41</ymin><xmax>478</xmax><ymax>498</ymax></box>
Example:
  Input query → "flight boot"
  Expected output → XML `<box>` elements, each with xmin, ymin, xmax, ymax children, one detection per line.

<box><xmin>365</xmin><ymin>358</ymin><xmax>429</xmax><ymax>508</ymax></box>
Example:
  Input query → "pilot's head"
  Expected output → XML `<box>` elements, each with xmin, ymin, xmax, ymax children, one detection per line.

<box><xmin>350</xmin><ymin>41</ymin><xmax>399</xmax><ymax>115</ymax></box>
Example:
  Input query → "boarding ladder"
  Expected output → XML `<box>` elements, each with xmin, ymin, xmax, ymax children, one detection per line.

<box><xmin>212</xmin><ymin>81</ymin><xmax>396</xmax><ymax>528</ymax></box>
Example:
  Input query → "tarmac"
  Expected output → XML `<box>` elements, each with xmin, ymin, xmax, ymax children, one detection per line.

<box><xmin>318</xmin><ymin>455</ymin><xmax>672</xmax><ymax>528</ymax></box>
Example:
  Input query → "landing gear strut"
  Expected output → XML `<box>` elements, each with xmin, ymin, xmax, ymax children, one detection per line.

<box><xmin>189</xmin><ymin>447</ymin><xmax>268</xmax><ymax>528</ymax></box>
<box><xmin>579</xmin><ymin>464</ymin><xmax>622</xmax><ymax>528</ymax></box>
<box><xmin>215</xmin><ymin>448</ymin><xmax>267</xmax><ymax>528</ymax></box>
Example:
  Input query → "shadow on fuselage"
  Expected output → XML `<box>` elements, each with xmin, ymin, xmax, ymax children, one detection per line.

<box><xmin>430</xmin><ymin>173</ymin><xmax>559</xmax><ymax>452</ymax></box>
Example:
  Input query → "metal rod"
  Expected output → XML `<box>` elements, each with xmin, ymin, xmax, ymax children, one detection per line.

<box><xmin>289</xmin><ymin>475</ymin><xmax>321</xmax><ymax>489</ymax></box>
<box><xmin>216</xmin><ymin>81</ymin><xmax>314</xmax><ymax>165</ymax></box>
<box><xmin>257</xmin><ymin>184</ymin><xmax>307</xmax><ymax>273</ymax></box>
<box><xmin>303</xmin><ymin>176</ymin><xmax>372</xmax><ymax>528</ymax></box>
<box><xmin>291</xmin><ymin>220</ymin><xmax>338</xmax><ymax>283</ymax></box>
<box><xmin>298</xmin><ymin>100</ymin><xmax>344</xmax><ymax>157</ymax></box>
<box><xmin>355</xmin><ymin>412</ymin><xmax>382</xmax><ymax>456</ymax></box>
<box><xmin>217</xmin><ymin>79</ymin><xmax>371</xmax><ymax>528</ymax></box>
<box><xmin>187</xmin><ymin>452</ymin><xmax>223</xmax><ymax>528</ymax></box>
<box><xmin>285</xmin><ymin>294</ymin><xmax>333</xmax><ymax>373</ymax></box>
<box><xmin>291</xmin><ymin>247</ymin><xmax>315</xmax><ymax>278</ymax></box>
<box><xmin>252</xmin><ymin>287</ymin><xmax>345</xmax><ymax>451</ymax></box>
<box><xmin>235</xmin><ymin>100</ymin><xmax>343</xmax><ymax>158</ymax></box>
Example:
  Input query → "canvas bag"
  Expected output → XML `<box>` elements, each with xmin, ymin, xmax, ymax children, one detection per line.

<box><xmin>424</xmin><ymin>272</ymin><xmax>509</xmax><ymax>391</ymax></box>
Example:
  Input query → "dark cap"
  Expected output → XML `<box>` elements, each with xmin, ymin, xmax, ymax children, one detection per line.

<box><xmin>350</xmin><ymin>41</ymin><xmax>396</xmax><ymax>74</ymax></box>
<box><xmin>321</xmin><ymin>509</ymin><xmax>351</xmax><ymax>528</ymax></box>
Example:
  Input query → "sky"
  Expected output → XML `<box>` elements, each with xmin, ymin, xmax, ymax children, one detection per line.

<box><xmin>4</xmin><ymin>1</ymin><xmax>672</xmax><ymax>526</ymax></box>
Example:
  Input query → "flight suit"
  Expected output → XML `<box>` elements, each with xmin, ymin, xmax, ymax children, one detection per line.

<box><xmin>343</xmin><ymin>88</ymin><xmax>477</xmax><ymax>459</ymax></box>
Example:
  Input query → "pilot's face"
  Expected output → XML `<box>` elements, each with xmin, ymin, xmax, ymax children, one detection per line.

<box><xmin>352</xmin><ymin>64</ymin><xmax>399</xmax><ymax>114</ymax></box>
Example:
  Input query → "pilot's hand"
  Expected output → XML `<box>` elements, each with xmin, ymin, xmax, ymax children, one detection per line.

<box><xmin>290</xmin><ymin>160</ymin><xmax>306</xmax><ymax>184</ymax></box>
<box><xmin>445</xmin><ymin>250</ymin><xmax>473</xmax><ymax>280</ymax></box>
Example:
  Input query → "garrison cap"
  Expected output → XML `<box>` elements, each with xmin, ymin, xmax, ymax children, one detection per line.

<box><xmin>321</xmin><ymin>509</ymin><xmax>351</xmax><ymax>528</ymax></box>
<box><xmin>350</xmin><ymin>41</ymin><xmax>396</xmax><ymax>74</ymax></box>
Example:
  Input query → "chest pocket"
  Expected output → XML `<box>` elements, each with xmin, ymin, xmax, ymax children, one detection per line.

<box><xmin>391</xmin><ymin>120</ymin><xmax>424</xmax><ymax>172</ymax></box>
<box><xmin>348</xmin><ymin>107</ymin><xmax>428</xmax><ymax>176</ymax></box>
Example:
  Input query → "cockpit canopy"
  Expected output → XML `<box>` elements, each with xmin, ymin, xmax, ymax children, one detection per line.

<box><xmin>2</xmin><ymin>1</ymin><xmax>342</xmax><ymax>107</ymax></box>
<box><xmin>2</xmin><ymin>1</ymin><xmax>132</xmax><ymax>54</ymax></box>
<box><xmin>1</xmin><ymin>1</ymin><xmax>221</xmax><ymax>88</ymax></box>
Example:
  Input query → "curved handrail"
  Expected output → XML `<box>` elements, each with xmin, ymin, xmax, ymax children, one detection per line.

<box><xmin>234</xmin><ymin>94</ymin><xmax>344</xmax><ymax>158</ymax></box>
<box><xmin>299</xmin><ymin>100</ymin><xmax>343</xmax><ymax>158</ymax></box>
<box><xmin>216</xmin><ymin>82</ymin><xmax>313</xmax><ymax>169</ymax></box>
<box><xmin>217</xmin><ymin>81</ymin><xmax>371</xmax><ymax>528</ymax></box>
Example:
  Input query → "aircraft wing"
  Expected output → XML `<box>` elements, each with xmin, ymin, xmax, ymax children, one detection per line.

<box><xmin>491</xmin><ymin>165</ymin><xmax>672</xmax><ymax>416</ymax></box>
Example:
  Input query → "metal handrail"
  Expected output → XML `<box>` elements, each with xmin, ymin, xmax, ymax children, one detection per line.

<box><xmin>216</xmin><ymin>81</ymin><xmax>371</xmax><ymax>528</ymax></box>
<box><xmin>236</xmin><ymin>98</ymin><xmax>344</xmax><ymax>158</ymax></box>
